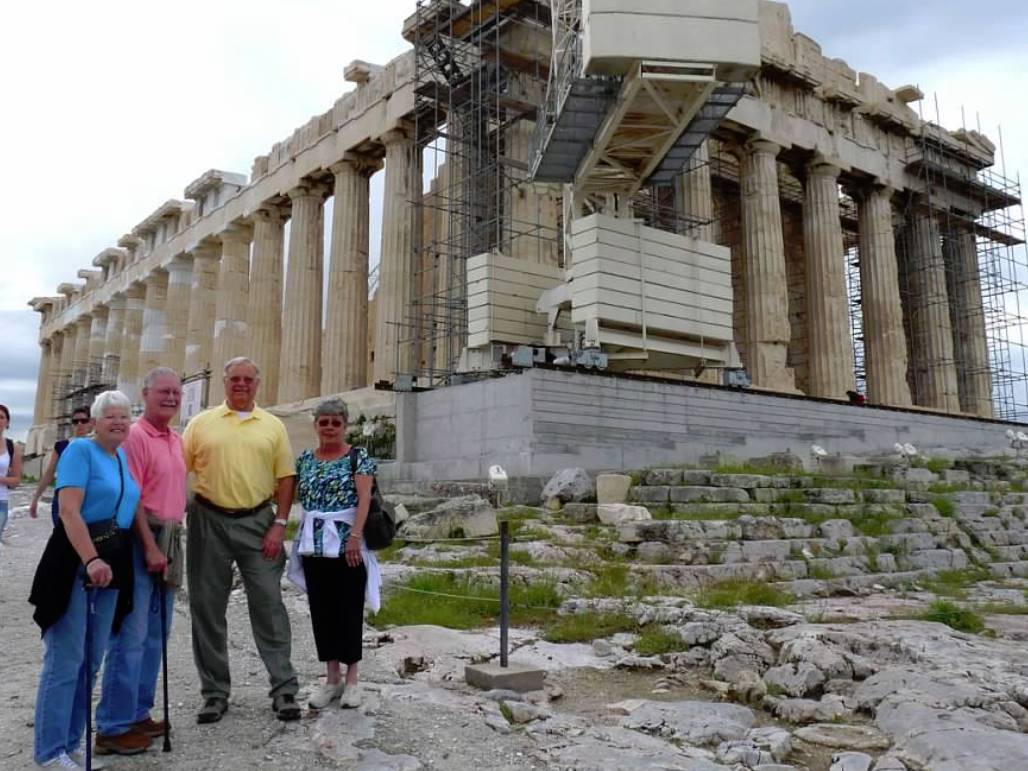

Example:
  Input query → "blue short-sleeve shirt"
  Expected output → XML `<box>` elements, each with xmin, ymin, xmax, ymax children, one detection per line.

<box><xmin>56</xmin><ymin>439</ymin><xmax>140</xmax><ymax>529</ymax></box>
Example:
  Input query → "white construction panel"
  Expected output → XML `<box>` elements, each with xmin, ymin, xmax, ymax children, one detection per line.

<box><xmin>582</xmin><ymin>0</ymin><xmax>760</xmax><ymax>81</ymax></box>
<box><xmin>466</xmin><ymin>251</ymin><xmax>567</xmax><ymax>347</ymax></box>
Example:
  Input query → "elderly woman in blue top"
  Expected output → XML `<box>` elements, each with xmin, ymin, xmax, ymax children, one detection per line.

<box><xmin>288</xmin><ymin>398</ymin><xmax>380</xmax><ymax>711</ymax></box>
<box><xmin>29</xmin><ymin>391</ymin><xmax>147</xmax><ymax>770</ymax></box>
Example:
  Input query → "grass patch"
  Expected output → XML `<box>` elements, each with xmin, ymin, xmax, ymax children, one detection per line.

<box><xmin>921</xmin><ymin>599</ymin><xmax>985</xmax><ymax>634</ymax></box>
<box><xmin>542</xmin><ymin>611</ymin><xmax>637</xmax><ymax>643</ymax></box>
<box><xmin>913</xmin><ymin>457</ymin><xmax>952</xmax><ymax>473</ymax></box>
<box><xmin>932</xmin><ymin>496</ymin><xmax>957</xmax><ymax>518</ymax></box>
<box><xmin>651</xmin><ymin>506</ymin><xmax>744</xmax><ymax>522</ymax></box>
<box><xmin>410</xmin><ymin>554</ymin><xmax>496</xmax><ymax>569</ymax></box>
<box><xmin>497</xmin><ymin>506</ymin><xmax>545</xmax><ymax>522</ymax></box>
<box><xmin>978</xmin><ymin>602</ymin><xmax>1028</xmax><ymax>615</ymax></box>
<box><xmin>484</xmin><ymin>541</ymin><xmax>538</xmax><ymax>566</ymax></box>
<box><xmin>371</xmin><ymin>572</ymin><xmax>561</xmax><ymax>630</ymax></box>
<box><xmin>921</xmin><ymin>567</ymin><xmax>991</xmax><ymax>598</ymax></box>
<box><xmin>807</xmin><ymin>563</ymin><xmax>836</xmax><ymax>580</ymax></box>
<box><xmin>852</xmin><ymin>509</ymin><xmax>902</xmax><ymax>537</ymax></box>
<box><xmin>695</xmin><ymin>579</ymin><xmax>794</xmax><ymax>609</ymax></box>
<box><xmin>634</xmin><ymin>626</ymin><xmax>685</xmax><ymax>656</ymax></box>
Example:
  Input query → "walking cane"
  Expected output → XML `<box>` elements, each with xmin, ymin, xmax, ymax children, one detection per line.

<box><xmin>159</xmin><ymin>576</ymin><xmax>172</xmax><ymax>752</ymax></box>
<box><xmin>83</xmin><ymin>576</ymin><xmax>95</xmax><ymax>771</ymax></box>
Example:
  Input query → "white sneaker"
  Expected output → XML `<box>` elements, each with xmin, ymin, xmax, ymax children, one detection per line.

<box><xmin>37</xmin><ymin>752</ymin><xmax>82</xmax><ymax>769</ymax></box>
<box><xmin>308</xmin><ymin>680</ymin><xmax>345</xmax><ymax>709</ymax></box>
<box><xmin>340</xmin><ymin>683</ymin><xmax>363</xmax><ymax>709</ymax></box>
<box><xmin>68</xmin><ymin>751</ymin><xmax>107</xmax><ymax>770</ymax></box>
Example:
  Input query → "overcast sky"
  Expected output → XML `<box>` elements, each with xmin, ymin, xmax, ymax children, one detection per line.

<box><xmin>3</xmin><ymin>0</ymin><xmax>1027</xmax><ymax>442</ymax></box>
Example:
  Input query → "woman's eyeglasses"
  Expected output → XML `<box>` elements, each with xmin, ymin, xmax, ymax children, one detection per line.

<box><xmin>316</xmin><ymin>418</ymin><xmax>344</xmax><ymax>428</ymax></box>
<box><xmin>71</xmin><ymin>418</ymin><xmax>91</xmax><ymax>425</ymax></box>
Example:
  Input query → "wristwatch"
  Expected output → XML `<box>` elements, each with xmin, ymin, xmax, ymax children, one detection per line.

<box><xmin>273</xmin><ymin>518</ymin><xmax>288</xmax><ymax>527</ymax></box>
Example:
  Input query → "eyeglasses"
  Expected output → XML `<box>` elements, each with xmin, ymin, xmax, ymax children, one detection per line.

<box><xmin>316</xmin><ymin>418</ymin><xmax>344</xmax><ymax>428</ymax></box>
<box><xmin>71</xmin><ymin>418</ymin><xmax>91</xmax><ymax>425</ymax></box>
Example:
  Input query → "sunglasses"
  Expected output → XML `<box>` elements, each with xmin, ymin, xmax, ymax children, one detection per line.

<box><xmin>71</xmin><ymin>418</ymin><xmax>91</xmax><ymax>425</ymax></box>
<box><xmin>316</xmin><ymin>418</ymin><xmax>344</xmax><ymax>428</ymax></box>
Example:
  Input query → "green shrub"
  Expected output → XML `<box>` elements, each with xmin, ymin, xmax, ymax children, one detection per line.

<box><xmin>921</xmin><ymin>599</ymin><xmax>985</xmax><ymax>634</ymax></box>
<box><xmin>922</xmin><ymin>567</ymin><xmax>991</xmax><ymax>598</ymax></box>
<box><xmin>542</xmin><ymin>612</ymin><xmax>637</xmax><ymax>643</ymax></box>
<box><xmin>932</xmin><ymin>496</ymin><xmax>957</xmax><ymax>518</ymax></box>
<box><xmin>633</xmin><ymin>626</ymin><xmax>685</xmax><ymax>656</ymax></box>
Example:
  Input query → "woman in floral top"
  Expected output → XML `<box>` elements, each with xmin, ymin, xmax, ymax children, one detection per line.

<box><xmin>293</xmin><ymin>398</ymin><xmax>376</xmax><ymax>710</ymax></box>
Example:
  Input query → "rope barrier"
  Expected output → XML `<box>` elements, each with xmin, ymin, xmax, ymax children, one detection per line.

<box><xmin>390</xmin><ymin>584</ymin><xmax>560</xmax><ymax>613</ymax></box>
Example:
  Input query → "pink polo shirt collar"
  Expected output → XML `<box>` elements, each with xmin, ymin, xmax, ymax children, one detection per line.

<box><xmin>125</xmin><ymin>415</ymin><xmax>187</xmax><ymax>523</ymax></box>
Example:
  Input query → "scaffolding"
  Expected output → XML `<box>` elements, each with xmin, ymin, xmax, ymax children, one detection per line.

<box><xmin>404</xmin><ymin>0</ymin><xmax>559</xmax><ymax>386</ymax></box>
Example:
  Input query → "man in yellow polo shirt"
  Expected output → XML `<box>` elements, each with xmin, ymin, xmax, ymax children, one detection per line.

<box><xmin>182</xmin><ymin>356</ymin><xmax>300</xmax><ymax>724</ymax></box>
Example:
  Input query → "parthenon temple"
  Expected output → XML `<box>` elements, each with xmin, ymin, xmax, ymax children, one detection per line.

<box><xmin>25</xmin><ymin>0</ymin><xmax>1027</xmax><ymax>463</ymax></box>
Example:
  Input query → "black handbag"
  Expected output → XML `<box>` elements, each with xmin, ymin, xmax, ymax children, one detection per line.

<box><xmin>348</xmin><ymin>447</ymin><xmax>396</xmax><ymax>551</ymax></box>
<box><xmin>86</xmin><ymin>453</ymin><xmax>127</xmax><ymax>561</ymax></box>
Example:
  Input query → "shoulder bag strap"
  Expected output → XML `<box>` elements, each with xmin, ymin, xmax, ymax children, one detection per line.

<box><xmin>112</xmin><ymin>453</ymin><xmax>125</xmax><ymax>521</ymax></box>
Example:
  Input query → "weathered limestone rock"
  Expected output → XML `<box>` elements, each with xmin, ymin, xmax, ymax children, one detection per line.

<box><xmin>280</xmin><ymin>184</ymin><xmax>326</xmax><ymax>402</ymax></box>
<box><xmin>803</xmin><ymin>159</ymin><xmax>854</xmax><ymax>399</ymax></box>
<box><xmin>542</xmin><ymin>468</ymin><xmax>594</xmax><ymax>504</ymax></box>
<box><xmin>621</xmin><ymin>700</ymin><xmax>756</xmax><ymax>746</ymax></box>
<box><xmin>561</xmin><ymin>503</ymin><xmax>599</xmax><ymax>524</ymax></box>
<box><xmin>795</xmin><ymin>724</ymin><xmax>890</xmax><ymax>751</ymax></box>
<box><xmin>671</xmin><ymin>487</ymin><xmax>750</xmax><ymax>504</ymax></box>
<box><xmin>597</xmin><ymin>504</ymin><xmax>652</xmax><ymax>526</ymax></box>
<box><xmin>829</xmin><ymin>753</ymin><xmax>873</xmax><ymax>771</ymax></box>
<box><xmin>771</xmin><ymin>694</ymin><xmax>853</xmax><ymax>724</ymax></box>
<box><xmin>857</xmin><ymin>187</ymin><xmax>912</xmax><ymax>407</ymax></box>
<box><xmin>399</xmin><ymin>495</ymin><xmax>498</xmax><ymax>540</ymax></box>
<box><xmin>645</xmin><ymin>468</ymin><xmax>685</xmax><ymax>486</ymax></box>
<box><xmin>596</xmin><ymin>474</ymin><xmax>632</xmax><ymax>504</ymax></box>
<box><xmin>763</xmin><ymin>663</ymin><xmax>826</xmax><ymax>698</ymax></box>
<box><xmin>247</xmin><ymin>205</ymin><xmax>285</xmax><ymax>403</ymax></box>
<box><xmin>739</xmin><ymin>138</ymin><xmax>796</xmax><ymax>393</ymax></box>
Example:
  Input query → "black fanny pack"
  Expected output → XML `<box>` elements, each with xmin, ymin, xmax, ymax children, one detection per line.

<box><xmin>87</xmin><ymin>453</ymin><xmax>127</xmax><ymax>561</ymax></box>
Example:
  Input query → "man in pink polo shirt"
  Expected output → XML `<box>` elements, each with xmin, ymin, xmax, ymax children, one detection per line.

<box><xmin>95</xmin><ymin>367</ymin><xmax>186</xmax><ymax>756</ymax></box>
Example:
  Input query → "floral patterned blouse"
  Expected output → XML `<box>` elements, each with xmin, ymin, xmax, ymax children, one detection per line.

<box><xmin>296</xmin><ymin>447</ymin><xmax>377</xmax><ymax>554</ymax></box>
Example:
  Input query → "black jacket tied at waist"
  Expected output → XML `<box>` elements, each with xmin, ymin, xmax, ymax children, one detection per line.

<box><xmin>28</xmin><ymin>522</ymin><xmax>134</xmax><ymax>635</ymax></box>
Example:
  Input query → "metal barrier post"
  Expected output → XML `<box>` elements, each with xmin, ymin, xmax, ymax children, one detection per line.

<box><xmin>499</xmin><ymin>520</ymin><xmax>509</xmax><ymax>668</ymax></box>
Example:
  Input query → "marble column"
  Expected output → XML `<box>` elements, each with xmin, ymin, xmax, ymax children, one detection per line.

<box><xmin>247</xmin><ymin>205</ymin><xmax>286</xmax><ymax>404</ymax></box>
<box><xmin>117</xmin><ymin>284</ymin><xmax>146</xmax><ymax>403</ymax></box>
<box><xmin>674</xmin><ymin>140</ymin><xmax>715</xmax><ymax>241</ymax></box>
<box><xmin>72</xmin><ymin>315</ymin><xmax>92</xmax><ymax>389</ymax></box>
<box><xmin>324</xmin><ymin>156</ymin><xmax>378</xmax><ymax>394</ymax></box>
<box><xmin>857</xmin><ymin>187</ymin><xmax>912</xmax><ymax>407</ymax></box>
<box><xmin>57</xmin><ymin>325</ymin><xmax>76</xmax><ymax>406</ymax></box>
<box><xmin>87</xmin><ymin>306</ymin><xmax>109</xmax><ymax>386</ymax></box>
<box><xmin>279</xmin><ymin>183</ymin><xmax>326</xmax><ymax>403</ymax></box>
<box><xmin>139</xmin><ymin>270</ymin><xmax>169</xmax><ymax>378</ymax></box>
<box><xmin>184</xmin><ymin>245</ymin><xmax>220</xmax><ymax>375</ymax></box>
<box><xmin>945</xmin><ymin>230</ymin><xmax>993</xmax><ymax>417</ymax></box>
<box><xmin>211</xmin><ymin>225</ymin><xmax>252</xmax><ymax>372</ymax></box>
<box><xmin>739</xmin><ymin>138</ymin><xmax>796</xmax><ymax>392</ymax></box>
<box><xmin>374</xmin><ymin>128</ymin><xmax>421</xmax><ymax>384</ymax></box>
<box><xmin>33</xmin><ymin>340</ymin><xmax>53</xmax><ymax>424</ymax></box>
<box><xmin>103</xmin><ymin>295</ymin><xmax>126</xmax><ymax>384</ymax></box>
<box><xmin>906</xmin><ymin>211</ymin><xmax>960</xmax><ymax>412</ymax></box>
<box><xmin>803</xmin><ymin>159</ymin><xmax>854</xmax><ymax>399</ymax></box>
<box><xmin>44</xmin><ymin>332</ymin><xmax>63</xmax><ymax>420</ymax></box>
<box><xmin>163</xmin><ymin>256</ymin><xmax>193</xmax><ymax>375</ymax></box>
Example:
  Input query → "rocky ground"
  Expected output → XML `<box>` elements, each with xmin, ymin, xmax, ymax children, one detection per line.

<box><xmin>3</xmin><ymin>455</ymin><xmax>1028</xmax><ymax>770</ymax></box>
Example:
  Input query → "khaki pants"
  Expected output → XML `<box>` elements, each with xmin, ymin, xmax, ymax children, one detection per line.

<box><xmin>186</xmin><ymin>497</ymin><xmax>297</xmax><ymax>700</ymax></box>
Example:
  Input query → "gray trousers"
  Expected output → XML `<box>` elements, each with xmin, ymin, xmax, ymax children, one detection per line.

<box><xmin>186</xmin><ymin>497</ymin><xmax>298</xmax><ymax>700</ymax></box>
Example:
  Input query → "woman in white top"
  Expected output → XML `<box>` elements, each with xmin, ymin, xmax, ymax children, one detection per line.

<box><xmin>0</xmin><ymin>404</ymin><xmax>24</xmax><ymax>542</ymax></box>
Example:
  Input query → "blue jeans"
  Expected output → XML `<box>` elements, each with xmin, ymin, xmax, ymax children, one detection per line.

<box><xmin>34</xmin><ymin>573</ymin><xmax>118</xmax><ymax>764</ymax></box>
<box><xmin>97</xmin><ymin>540</ymin><xmax>173</xmax><ymax>736</ymax></box>
<box><xmin>0</xmin><ymin>499</ymin><xmax>8</xmax><ymax>539</ymax></box>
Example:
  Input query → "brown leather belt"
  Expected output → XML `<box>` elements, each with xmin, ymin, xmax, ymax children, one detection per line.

<box><xmin>195</xmin><ymin>494</ymin><xmax>270</xmax><ymax>518</ymax></box>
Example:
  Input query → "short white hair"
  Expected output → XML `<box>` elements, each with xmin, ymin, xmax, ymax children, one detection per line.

<box><xmin>143</xmin><ymin>367</ymin><xmax>180</xmax><ymax>389</ymax></box>
<box><xmin>223</xmin><ymin>356</ymin><xmax>260</xmax><ymax>376</ymax></box>
<box><xmin>91</xmin><ymin>390</ymin><xmax>132</xmax><ymax>418</ymax></box>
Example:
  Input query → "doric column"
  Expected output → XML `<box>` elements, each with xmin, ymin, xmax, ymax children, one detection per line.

<box><xmin>211</xmin><ymin>225</ymin><xmax>252</xmax><ymax>372</ymax></box>
<box><xmin>57</xmin><ymin>325</ymin><xmax>77</xmax><ymax>407</ymax></box>
<box><xmin>163</xmin><ymin>256</ymin><xmax>193</xmax><ymax>375</ymax></box>
<box><xmin>72</xmin><ymin>315</ymin><xmax>92</xmax><ymax>389</ymax></box>
<box><xmin>139</xmin><ymin>269</ymin><xmax>169</xmax><ymax>378</ymax></box>
<box><xmin>33</xmin><ymin>339</ymin><xmax>53</xmax><ymax>424</ymax></box>
<box><xmin>739</xmin><ymin>138</ymin><xmax>796</xmax><ymax>392</ymax></box>
<box><xmin>675</xmin><ymin>140</ymin><xmax>715</xmax><ymax>241</ymax></box>
<box><xmin>279</xmin><ymin>183</ymin><xmax>326</xmax><ymax>403</ymax></box>
<box><xmin>803</xmin><ymin>159</ymin><xmax>854</xmax><ymax>399</ymax></box>
<box><xmin>43</xmin><ymin>332</ymin><xmax>63</xmax><ymax>420</ymax></box>
<box><xmin>117</xmin><ymin>283</ymin><xmax>146</xmax><ymax>402</ymax></box>
<box><xmin>906</xmin><ymin>210</ymin><xmax>960</xmax><ymax>412</ymax></box>
<box><xmin>87</xmin><ymin>306</ymin><xmax>109</xmax><ymax>386</ymax></box>
<box><xmin>374</xmin><ymin>128</ymin><xmax>421</xmax><ymax>383</ymax></box>
<box><xmin>247</xmin><ymin>205</ymin><xmax>286</xmax><ymax>404</ymax></box>
<box><xmin>324</xmin><ymin>156</ymin><xmax>379</xmax><ymax>394</ymax></box>
<box><xmin>184</xmin><ymin>245</ymin><xmax>220</xmax><ymax>375</ymax></box>
<box><xmin>945</xmin><ymin>230</ymin><xmax>992</xmax><ymax>417</ymax></box>
<box><xmin>857</xmin><ymin>187</ymin><xmax>912</xmax><ymax>407</ymax></box>
<box><xmin>103</xmin><ymin>295</ymin><xmax>126</xmax><ymax>384</ymax></box>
